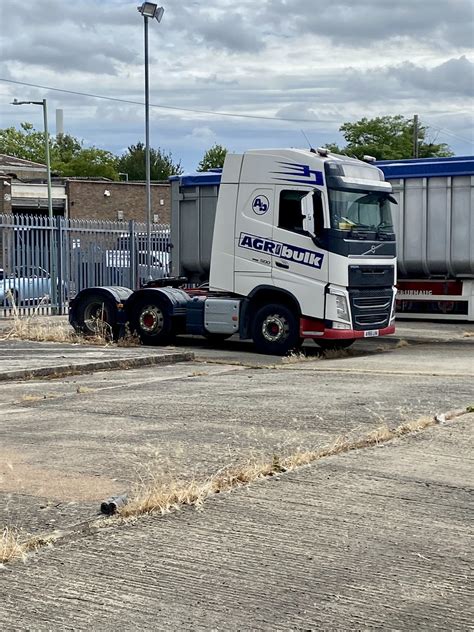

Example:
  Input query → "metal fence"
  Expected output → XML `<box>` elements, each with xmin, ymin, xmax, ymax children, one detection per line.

<box><xmin>0</xmin><ymin>214</ymin><xmax>170</xmax><ymax>317</ymax></box>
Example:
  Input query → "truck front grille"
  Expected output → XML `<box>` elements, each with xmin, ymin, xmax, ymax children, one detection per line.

<box><xmin>349</xmin><ymin>288</ymin><xmax>393</xmax><ymax>330</ymax></box>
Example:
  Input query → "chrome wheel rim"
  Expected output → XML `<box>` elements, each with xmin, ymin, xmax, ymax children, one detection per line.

<box><xmin>262</xmin><ymin>313</ymin><xmax>289</xmax><ymax>343</ymax></box>
<box><xmin>139</xmin><ymin>305</ymin><xmax>164</xmax><ymax>334</ymax></box>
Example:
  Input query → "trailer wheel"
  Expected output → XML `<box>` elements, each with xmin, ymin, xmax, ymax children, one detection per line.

<box><xmin>252</xmin><ymin>303</ymin><xmax>302</xmax><ymax>356</ymax></box>
<box><xmin>132</xmin><ymin>297</ymin><xmax>173</xmax><ymax>346</ymax></box>
<box><xmin>316</xmin><ymin>339</ymin><xmax>355</xmax><ymax>351</ymax></box>
<box><xmin>72</xmin><ymin>292</ymin><xmax>116</xmax><ymax>338</ymax></box>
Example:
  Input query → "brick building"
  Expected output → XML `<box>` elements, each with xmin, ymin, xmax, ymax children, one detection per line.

<box><xmin>0</xmin><ymin>154</ymin><xmax>171</xmax><ymax>223</ymax></box>
<box><xmin>66</xmin><ymin>179</ymin><xmax>170</xmax><ymax>224</ymax></box>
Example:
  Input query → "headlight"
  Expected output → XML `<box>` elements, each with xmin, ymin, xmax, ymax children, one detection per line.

<box><xmin>335</xmin><ymin>294</ymin><xmax>350</xmax><ymax>321</ymax></box>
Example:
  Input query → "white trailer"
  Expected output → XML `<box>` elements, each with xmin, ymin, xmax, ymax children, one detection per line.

<box><xmin>70</xmin><ymin>148</ymin><xmax>397</xmax><ymax>355</ymax></box>
<box><xmin>377</xmin><ymin>156</ymin><xmax>474</xmax><ymax>321</ymax></box>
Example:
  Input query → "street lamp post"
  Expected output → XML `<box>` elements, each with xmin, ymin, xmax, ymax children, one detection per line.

<box><xmin>12</xmin><ymin>98</ymin><xmax>53</xmax><ymax>219</ymax></box>
<box><xmin>12</xmin><ymin>98</ymin><xmax>57</xmax><ymax>311</ymax></box>
<box><xmin>137</xmin><ymin>2</ymin><xmax>164</xmax><ymax>281</ymax></box>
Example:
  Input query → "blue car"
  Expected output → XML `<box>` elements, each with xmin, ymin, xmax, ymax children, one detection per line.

<box><xmin>0</xmin><ymin>267</ymin><xmax>55</xmax><ymax>306</ymax></box>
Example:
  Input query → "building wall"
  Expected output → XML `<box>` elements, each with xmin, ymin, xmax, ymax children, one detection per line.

<box><xmin>66</xmin><ymin>180</ymin><xmax>171</xmax><ymax>224</ymax></box>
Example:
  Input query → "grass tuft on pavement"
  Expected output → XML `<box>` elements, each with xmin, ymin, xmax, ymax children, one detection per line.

<box><xmin>0</xmin><ymin>527</ymin><xmax>27</xmax><ymax>564</ymax></box>
<box><xmin>118</xmin><ymin>413</ymin><xmax>456</xmax><ymax>520</ymax></box>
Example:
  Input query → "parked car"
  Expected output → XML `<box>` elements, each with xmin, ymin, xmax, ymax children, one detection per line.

<box><xmin>0</xmin><ymin>267</ymin><xmax>56</xmax><ymax>306</ymax></box>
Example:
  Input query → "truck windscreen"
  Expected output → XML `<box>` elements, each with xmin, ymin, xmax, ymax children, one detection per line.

<box><xmin>328</xmin><ymin>189</ymin><xmax>394</xmax><ymax>232</ymax></box>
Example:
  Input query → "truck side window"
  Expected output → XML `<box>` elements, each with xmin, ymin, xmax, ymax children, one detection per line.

<box><xmin>278</xmin><ymin>190</ymin><xmax>306</xmax><ymax>233</ymax></box>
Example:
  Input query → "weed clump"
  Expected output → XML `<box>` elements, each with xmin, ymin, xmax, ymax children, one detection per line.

<box><xmin>0</xmin><ymin>527</ymin><xmax>27</xmax><ymax>564</ymax></box>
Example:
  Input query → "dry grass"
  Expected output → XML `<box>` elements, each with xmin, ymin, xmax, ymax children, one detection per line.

<box><xmin>2</xmin><ymin>316</ymin><xmax>80</xmax><ymax>344</ymax></box>
<box><xmin>0</xmin><ymin>292</ymin><xmax>111</xmax><ymax>346</ymax></box>
<box><xmin>320</xmin><ymin>347</ymin><xmax>352</xmax><ymax>360</ymax></box>
<box><xmin>281</xmin><ymin>350</ymin><xmax>314</xmax><ymax>364</ymax></box>
<box><xmin>118</xmin><ymin>412</ymin><xmax>459</xmax><ymax>520</ymax></box>
<box><xmin>394</xmin><ymin>339</ymin><xmax>410</xmax><ymax>348</ymax></box>
<box><xmin>21</xmin><ymin>393</ymin><xmax>56</xmax><ymax>402</ymax></box>
<box><xmin>0</xmin><ymin>527</ymin><xmax>28</xmax><ymax>564</ymax></box>
<box><xmin>116</xmin><ymin>323</ymin><xmax>141</xmax><ymax>347</ymax></box>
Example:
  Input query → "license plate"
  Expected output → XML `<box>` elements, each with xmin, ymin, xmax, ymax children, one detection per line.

<box><xmin>364</xmin><ymin>329</ymin><xmax>379</xmax><ymax>338</ymax></box>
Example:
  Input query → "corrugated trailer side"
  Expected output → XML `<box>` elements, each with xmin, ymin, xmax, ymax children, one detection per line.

<box><xmin>378</xmin><ymin>156</ymin><xmax>474</xmax><ymax>320</ymax></box>
<box><xmin>170</xmin><ymin>172</ymin><xmax>221</xmax><ymax>284</ymax></box>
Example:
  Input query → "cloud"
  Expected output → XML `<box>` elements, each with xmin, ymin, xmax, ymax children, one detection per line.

<box><xmin>263</xmin><ymin>0</ymin><xmax>474</xmax><ymax>48</ymax></box>
<box><xmin>390</xmin><ymin>56</ymin><xmax>474</xmax><ymax>97</ymax></box>
<box><xmin>341</xmin><ymin>56</ymin><xmax>474</xmax><ymax>101</ymax></box>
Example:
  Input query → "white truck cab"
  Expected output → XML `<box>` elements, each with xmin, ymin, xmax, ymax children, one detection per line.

<box><xmin>206</xmin><ymin>148</ymin><xmax>396</xmax><ymax>348</ymax></box>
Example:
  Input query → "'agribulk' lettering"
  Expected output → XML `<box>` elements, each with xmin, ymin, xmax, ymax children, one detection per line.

<box><xmin>238</xmin><ymin>232</ymin><xmax>324</xmax><ymax>269</ymax></box>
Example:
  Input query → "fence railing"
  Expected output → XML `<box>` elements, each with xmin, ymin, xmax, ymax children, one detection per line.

<box><xmin>0</xmin><ymin>214</ymin><xmax>170</xmax><ymax>317</ymax></box>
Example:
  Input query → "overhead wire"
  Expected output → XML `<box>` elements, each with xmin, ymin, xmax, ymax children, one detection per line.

<box><xmin>2</xmin><ymin>77</ymin><xmax>472</xmax><ymax>148</ymax></box>
<box><xmin>0</xmin><ymin>77</ymin><xmax>327</xmax><ymax>124</ymax></box>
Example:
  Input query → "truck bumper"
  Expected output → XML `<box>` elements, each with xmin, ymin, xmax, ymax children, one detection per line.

<box><xmin>300</xmin><ymin>317</ymin><xmax>395</xmax><ymax>339</ymax></box>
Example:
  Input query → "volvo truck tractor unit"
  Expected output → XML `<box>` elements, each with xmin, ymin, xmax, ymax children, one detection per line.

<box><xmin>376</xmin><ymin>156</ymin><xmax>474</xmax><ymax>321</ymax></box>
<box><xmin>70</xmin><ymin>148</ymin><xmax>397</xmax><ymax>355</ymax></box>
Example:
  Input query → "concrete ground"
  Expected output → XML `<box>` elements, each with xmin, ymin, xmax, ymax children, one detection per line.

<box><xmin>0</xmin><ymin>321</ymin><xmax>473</xmax><ymax>630</ymax></box>
<box><xmin>1</xmin><ymin>417</ymin><xmax>473</xmax><ymax>630</ymax></box>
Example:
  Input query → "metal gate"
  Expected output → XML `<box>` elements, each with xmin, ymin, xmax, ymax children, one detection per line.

<box><xmin>0</xmin><ymin>214</ymin><xmax>170</xmax><ymax>317</ymax></box>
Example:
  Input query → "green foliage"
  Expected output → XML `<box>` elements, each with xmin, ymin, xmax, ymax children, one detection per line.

<box><xmin>0</xmin><ymin>122</ymin><xmax>48</xmax><ymax>163</ymax></box>
<box><xmin>117</xmin><ymin>142</ymin><xmax>183</xmax><ymax>181</ymax></box>
<box><xmin>54</xmin><ymin>146</ymin><xmax>119</xmax><ymax>180</ymax></box>
<box><xmin>329</xmin><ymin>115</ymin><xmax>453</xmax><ymax>160</ymax></box>
<box><xmin>197</xmin><ymin>144</ymin><xmax>228</xmax><ymax>171</ymax></box>
<box><xmin>0</xmin><ymin>123</ymin><xmax>120</xmax><ymax>179</ymax></box>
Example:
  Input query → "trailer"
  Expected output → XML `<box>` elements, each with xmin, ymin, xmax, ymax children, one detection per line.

<box><xmin>70</xmin><ymin>148</ymin><xmax>397</xmax><ymax>355</ymax></box>
<box><xmin>377</xmin><ymin>156</ymin><xmax>474</xmax><ymax>321</ymax></box>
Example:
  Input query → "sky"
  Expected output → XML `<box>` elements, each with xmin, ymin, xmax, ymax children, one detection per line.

<box><xmin>0</xmin><ymin>0</ymin><xmax>473</xmax><ymax>172</ymax></box>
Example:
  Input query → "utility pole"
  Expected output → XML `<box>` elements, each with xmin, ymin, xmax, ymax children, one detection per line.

<box><xmin>413</xmin><ymin>114</ymin><xmax>419</xmax><ymax>158</ymax></box>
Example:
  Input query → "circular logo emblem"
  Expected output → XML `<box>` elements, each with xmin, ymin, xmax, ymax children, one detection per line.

<box><xmin>252</xmin><ymin>195</ymin><xmax>270</xmax><ymax>215</ymax></box>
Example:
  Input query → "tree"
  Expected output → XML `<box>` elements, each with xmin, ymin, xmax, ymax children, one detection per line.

<box><xmin>55</xmin><ymin>146</ymin><xmax>119</xmax><ymax>180</ymax></box>
<box><xmin>328</xmin><ymin>115</ymin><xmax>453</xmax><ymax>160</ymax></box>
<box><xmin>117</xmin><ymin>142</ymin><xmax>183</xmax><ymax>181</ymax></box>
<box><xmin>0</xmin><ymin>122</ymin><xmax>48</xmax><ymax>163</ymax></box>
<box><xmin>197</xmin><ymin>144</ymin><xmax>228</xmax><ymax>171</ymax></box>
<box><xmin>0</xmin><ymin>122</ymin><xmax>120</xmax><ymax>179</ymax></box>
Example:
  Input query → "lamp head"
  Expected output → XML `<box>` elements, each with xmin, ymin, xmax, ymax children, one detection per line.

<box><xmin>137</xmin><ymin>3</ymin><xmax>164</xmax><ymax>21</ymax></box>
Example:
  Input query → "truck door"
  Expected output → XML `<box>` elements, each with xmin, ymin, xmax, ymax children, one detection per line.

<box><xmin>234</xmin><ymin>185</ymin><xmax>275</xmax><ymax>296</ymax></box>
<box><xmin>271</xmin><ymin>187</ymin><xmax>328</xmax><ymax>320</ymax></box>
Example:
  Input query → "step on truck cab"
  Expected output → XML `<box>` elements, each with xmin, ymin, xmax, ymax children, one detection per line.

<box><xmin>70</xmin><ymin>148</ymin><xmax>397</xmax><ymax>355</ymax></box>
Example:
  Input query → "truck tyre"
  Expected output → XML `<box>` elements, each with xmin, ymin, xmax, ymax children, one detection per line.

<box><xmin>252</xmin><ymin>303</ymin><xmax>302</xmax><ymax>356</ymax></box>
<box><xmin>316</xmin><ymin>339</ymin><xmax>355</xmax><ymax>351</ymax></box>
<box><xmin>72</xmin><ymin>292</ymin><xmax>117</xmax><ymax>338</ymax></box>
<box><xmin>131</xmin><ymin>296</ymin><xmax>173</xmax><ymax>346</ymax></box>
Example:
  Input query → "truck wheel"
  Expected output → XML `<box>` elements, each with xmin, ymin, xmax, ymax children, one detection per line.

<box><xmin>252</xmin><ymin>303</ymin><xmax>302</xmax><ymax>356</ymax></box>
<box><xmin>132</xmin><ymin>297</ymin><xmax>173</xmax><ymax>346</ymax></box>
<box><xmin>316</xmin><ymin>339</ymin><xmax>355</xmax><ymax>351</ymax></box>
<box><xmin>73</xmin><ymin>292</ymin><xmax>116</xmax><ymax>338</ymax></box>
